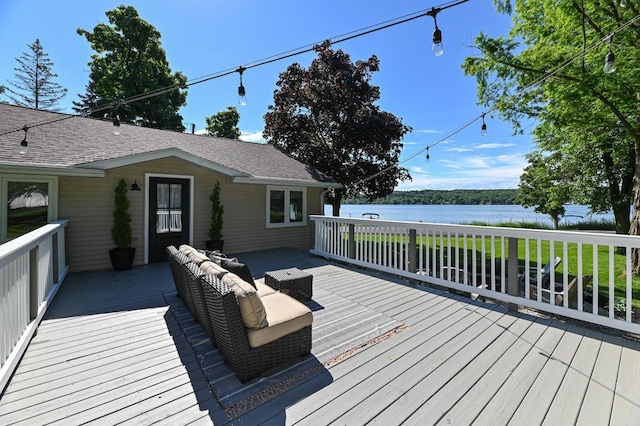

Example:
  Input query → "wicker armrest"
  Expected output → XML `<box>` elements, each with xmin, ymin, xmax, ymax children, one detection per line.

<box><xmin>184</xmin><ymin>262</ymin><xmax>216</xmax><ymax>345</ymax></box>
<box><xmin>166</xmin><ymin>246</ymin><xmax>195</xmax><ymax>316</ymax></box>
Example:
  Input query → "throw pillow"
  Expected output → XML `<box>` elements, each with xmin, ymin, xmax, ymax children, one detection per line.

<box><xmin>208</xmin><ymin>250</ymin><xmax>238</xmax><ymax>265</ymax></box>
<box><xmin>179</xmin><ymin>244</ymin><xmax>209</xmax><ymax>265</ymax></box>
<box><xmin>222</xmin><ymin>273</ymin><xmax>268</xmax><ymax>329</ymax></box>
<box><xmin>220</xmin><ymin>258</ymin><xmax>256</xmax><ymax>287</ymax></box>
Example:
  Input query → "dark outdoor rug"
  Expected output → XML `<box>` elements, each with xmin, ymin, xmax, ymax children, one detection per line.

<box><xmin>164</xmin><ymin>283</ymin><xmax>406</xmax><ymax>418</ymax></box>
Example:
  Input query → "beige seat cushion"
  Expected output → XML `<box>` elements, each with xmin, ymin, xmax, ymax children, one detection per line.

<box><xmin>246</xmin><ymin>293</ymin><xmax>313</xmax><ymax>348</ymax></box>
<box><xmin>179</xmin><ymin>245</ymin><xmax>209</xmax><ymax>265</ymax></box>
<box><xmin>222</xmin><ymin>273</ymin><xmax>268</xmax><ymax>329</ymax></box>
<box><xmin>199</xmin><ymin>260</ymin><xmax>229</xmax><ymax>279</ymax></box>
<box><xmin>255</xmin><ymin>280</ymin><xmax>277</xmax><ymax>297</ymax></box>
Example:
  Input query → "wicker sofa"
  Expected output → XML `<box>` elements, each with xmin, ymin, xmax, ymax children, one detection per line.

<box><xmin>166</xmin><ymin>245</ymin><xmax>313</xmax><ymax>382</ymax></box>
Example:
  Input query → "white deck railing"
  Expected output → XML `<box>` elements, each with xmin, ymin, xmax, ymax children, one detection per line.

<box><xmin>311</xmin><ymin>215</ymin><xmax>640</xmax><ymax>335</ymax></box>
<box><xmin>0</xmin><ymin>220</ymin><xmax>68</xmax><ymax>392</ymax></box>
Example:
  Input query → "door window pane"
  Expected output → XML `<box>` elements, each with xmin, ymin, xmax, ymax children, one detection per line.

<box><xmin>7</xmin><ymin>182</ymin><xmax>49</xmax><ymax>238</ymax></box>
<box><xmin>169</xmin><ymin>184</ymin><xmax>182</xmax><ymax>232</ymax></box>
<box><xmin>156</xmin><ymin>183</ymin><xmax>182</xmax><ymax>233</ymax></box>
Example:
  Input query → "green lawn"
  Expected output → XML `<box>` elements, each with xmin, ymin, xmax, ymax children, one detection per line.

<box><xmin>354</xmin><ymin>227</ymin><xmax>639</xmax><ymax>310</ymax></box>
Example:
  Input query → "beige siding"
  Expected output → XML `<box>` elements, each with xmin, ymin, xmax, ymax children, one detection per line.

<box><xmin>58</xmin><ymin>157</ymin><xmax>328</xmax><ymax>272</ymax></box>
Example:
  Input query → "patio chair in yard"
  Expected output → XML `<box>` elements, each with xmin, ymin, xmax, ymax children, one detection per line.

<box><xmin>529</xmin><ymin>275</ymin><xmax>592</xmax><ymax>308</ymax></box>
<box><xmin>519</xmin><ymin>256</ymin><xmax>562</xmax><ymax>288</ymax></box>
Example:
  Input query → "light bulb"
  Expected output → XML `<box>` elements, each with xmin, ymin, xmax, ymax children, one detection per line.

<box><xmin>19</xmin><ymin>139</ymin><xmax>28</xmax><ymax>155</ymax></box>
<box><xmin>432</xmin><ymin>28</ymin><xmax>444</xmax><ymax>57</ymax></box>
<box><xmin>238</xmin><ymin>84</ymin><xmax>247</xmax><ymax>106</ymax></box>
<box><xmin>481</xmin><ymin>123</ymin><xmax>487</xmax><ymax>136</ymax></box>
<box><xmin>603</xmin><ymin>51</ymin><xmax>616</xmax><ymax>74</ymax></box>
<box><xmin>113</xmin><ymin>115</ymin><xmax>121</xmax><ymax>135</ymax></box>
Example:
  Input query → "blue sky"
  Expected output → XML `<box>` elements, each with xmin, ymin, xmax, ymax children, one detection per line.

<box><xmin>0</xmin><ymin>0</ymin><xmax>533</xmax><ymax>190</ymax></box>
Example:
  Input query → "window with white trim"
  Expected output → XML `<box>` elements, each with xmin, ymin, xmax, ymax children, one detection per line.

<box><xmin>1</xmin><ymin>175</ymin><xmax>58</xmax><ymax>241</ymax></box>
<box><xmin>266</xmin><ymin>186</ymin><xmax>306</xmax><ymax>228</ymax></box>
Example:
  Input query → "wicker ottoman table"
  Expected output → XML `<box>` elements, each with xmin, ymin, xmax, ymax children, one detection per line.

<box><xmin>264</xmin><ymin>268</ymin><xmax>313</xmax><ymax>301</ymax></box>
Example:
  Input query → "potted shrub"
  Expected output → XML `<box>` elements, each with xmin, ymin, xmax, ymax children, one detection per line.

<box><xmin>109</xmin><ymin>178</ymin><xmax>136</xmax><ymax>270</ymax></box>
<box><xmin>205</xmin><ymin>181</ymin><xmax>225</xmax><ymax>251</ymax></box>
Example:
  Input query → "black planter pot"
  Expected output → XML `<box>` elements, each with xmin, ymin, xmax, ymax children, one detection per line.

<box><xmin>109</xmin><ymin>247</ymin><xmax>136</xmax><ymax>271</ymax></box>
<box><xmin>205</xmin><ymin>240</ymin><xmax>224</xmax><ymax>252</ymax></box>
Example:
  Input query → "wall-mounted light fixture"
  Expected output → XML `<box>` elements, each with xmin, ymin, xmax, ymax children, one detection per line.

<box><xmin>130</xmin><ymin>180</ymin><xmax>141</xmax><ymax>191</ymax></box>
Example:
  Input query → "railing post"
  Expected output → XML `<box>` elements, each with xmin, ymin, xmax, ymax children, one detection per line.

<box><xmin>507</xmin><ymin>237</ymin><xmax>519</xmax><ymax>310</ymax></box>
<box><xmin>29</xmin><ymin>246</ymin><xmax>39</xmax><ymax>320</ymax></box>
<box><xmin>409</xmin><ymin>229</ymin><xmax>417</xmax><ymax>273</ymax></box>
<box><xmin>348</xmin><ymin>224</ymin><xmax>356</xmax><ymax>259</ymax></box>
<box><xmin>52</xmin><ymin>232</ymin><xmax>59</xmax><ymax>284</ymax></box>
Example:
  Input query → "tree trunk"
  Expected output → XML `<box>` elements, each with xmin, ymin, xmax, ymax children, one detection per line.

<box><xmin>332</xmin><ymin>189</ymin><xmax>343</xmax><ymax>217</ymax></box>
<box><xmin>612</xmin><ymin>202</ymin><xmax>631</xmax><ymax>235</ymax></box>
<box><xmin>630</xmin><ymin>132</ymin><xmax>640</xmax><ymax>275</ymax></box>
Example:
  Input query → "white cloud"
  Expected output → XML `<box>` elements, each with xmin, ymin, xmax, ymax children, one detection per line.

<box><xmin>416</xmin><ymin>129</ymin><xmax>443</xmax><ymax>134</ymax></box>
<box><xmin>399</xmin><ymin>153</ymin><xmax>528</xmax><ymax>190</ymax></box>
<box><xmin>240</xmin><ymin>130</ymin><xmax>265</xmax><ymax>143</ymax></box>
<box><xmin>446</xmin><ymin>142</ymin><xmax>515</xmax><ymax>152</ymax></box>
<box><xmin>476</xmin><ymin>143</ymin><xmax>516</xmax><ymax>149</ymax></box>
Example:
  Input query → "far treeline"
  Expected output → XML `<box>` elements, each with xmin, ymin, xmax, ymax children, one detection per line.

<box><xmin>344</xmin><ymin>189</ymin><xmax>518</xmax><ymax>205</ymax></box>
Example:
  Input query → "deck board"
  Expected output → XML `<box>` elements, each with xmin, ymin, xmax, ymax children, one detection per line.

<box><xmin>401</xmin><ymin>313</ymin><xmax>533</xmax><ymax>423</ymax></box>
<box><xmin>432</xmin><ymin>317</ymin><xmax>552</xmax><ymax>425</ymax></box>
<box><xmin>507</xmin><ymin>324</ymin><xmax>585</xmax><ymax>425</ymax></box>
<box><xmin>1</xmin><ymin>249</ymin><xmax>638</xmax><ymax>425</ymax></box>
<box><xmin>541</xmin><ymin>328</ymin><xmax>603</xmax><ymax>425</ymax></box>
<box><xmin>609</xmin><ymin>338</ymin><xmax>640</xmax><ymax>424</ymax></box>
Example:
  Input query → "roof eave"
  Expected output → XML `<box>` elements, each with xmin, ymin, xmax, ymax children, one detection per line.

<box><xmin>79</xmin><ymin>148</ymin><xmax>249</xmax><ymax>177</ymax></box>
<box><xmin>0</xmin><ymin>163</ymin><xmax>105</xmax><ymax>178</ymax></box>
<box><xmin>231</xmin><ymin>176</ymin><xmax>342</xmax><ymax>188</ymax></box>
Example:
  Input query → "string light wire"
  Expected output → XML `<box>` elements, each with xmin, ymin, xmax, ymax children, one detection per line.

<box><xmin>2</xmin><ymin>4</ymin><xmax>639</xmax><ymax>189</ymax></box>
<box><xmin>0</xmin><ymin>1</ymin><xmax>469</xmax><ymax>137</ymax></box>
<box><xmin>352</xmin><ymin>12</ymin><xmax>640</xmax><ymax>187</ymax></box>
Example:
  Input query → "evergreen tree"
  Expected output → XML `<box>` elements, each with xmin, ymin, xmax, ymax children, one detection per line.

<box><xmin>5</xmin><ymin>39</ymin><xmax>67</xmax><ymax>111</ymax></box>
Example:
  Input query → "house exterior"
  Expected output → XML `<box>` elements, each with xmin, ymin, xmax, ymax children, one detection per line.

<box><xmin>0</xmin><ymin>104</ymin><xmax>340</xmax><ymax>272</ymax></box>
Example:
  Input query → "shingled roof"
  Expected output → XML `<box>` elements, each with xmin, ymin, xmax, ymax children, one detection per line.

<box><xmin>0</xmin><ymin>104</ymin><xmax>338</xmax><ymax>187</ymax></box>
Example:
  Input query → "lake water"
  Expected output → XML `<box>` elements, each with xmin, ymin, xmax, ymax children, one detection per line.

<box><xmin>324</xmin><ymin>204</ymin><xmax>615</xmax><ymax>227</ymax></box>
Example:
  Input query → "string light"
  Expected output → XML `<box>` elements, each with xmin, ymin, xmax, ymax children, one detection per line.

<box><xmin>427</xmin><ymin>8</ymin><xmax>444</xmax><ymax>56</ymax></box>
<box><xmin>425</xmin><ymin>147</ymin><xmax>430</xmax><ymax>162</ymax></box>
<box><xmin>19</xmin><ymin>126</ymin><xmax>28</xmax><ymax>155</ymax></box>
<box><xmin>112</xmin><ymin>114</ymin><xmax>121</xmax><ymax>135</ymax></box>
<box><xmin>3</xmin><ymin>3</ymin><xmax>639</xmax><ymax>170</ymax></box>
<box><xmin>237</xmin><ymin>67</ymin><xmax>247</xmax><ymax>106</ymax></box>
<box><xmin>481</xmin><ymin>113</ymin><xmax>487</xmax><ymax>136</ymax></box>
<box><xmin>603</xmin><ymin>34</ymin><xmax>616</xmax><ymax>74</ymax></box>
<box><xmin>1</xmin><ymin>1</ymin><xmax>474</xmax><ymax>138</ymax></box>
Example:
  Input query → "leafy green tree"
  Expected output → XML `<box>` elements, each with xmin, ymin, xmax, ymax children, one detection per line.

<box><xmin>74</xmin><ymin>5</ymin><xmax>187</xmax><ymax>131</ymax></box>
<box><xmin>5</xmin><ymin>39</ymin><xmax>67</xmax><ymax>111</ymax></box>
<box><xmin>205</xmin><ymin>106</ymin><xmax>241</xmax><ymax>139</ymax></box>
<box><xmin>264</xmin><ymin>41</ymin><xmax>411</xmax><ymax>217</ymax></box>
<box><xmin>516</xmin><ymin>151</ymin><xmax>569</xmax><ymax>229</ymax></box>
<box><xmin>462</xmin><ymin>0</ymin><xmax>640</xmax><ymax>270</ymax></box>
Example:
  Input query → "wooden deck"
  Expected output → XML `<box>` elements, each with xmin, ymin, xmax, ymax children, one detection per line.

<box><xmin>1</xmin><ymin>249</ymin><xmax>639</xmax><ymax>425</ymax></box>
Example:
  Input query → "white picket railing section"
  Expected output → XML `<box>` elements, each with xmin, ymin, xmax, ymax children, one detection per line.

<box><xmin>0</xmin><ymin>220</ymin><xmax>68</xmax><ymax>393</ymax></box>
<box><xmin>311</xmin><ymin>215</ymin><xmax>640</xmax><ymax>335</ymax></box>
